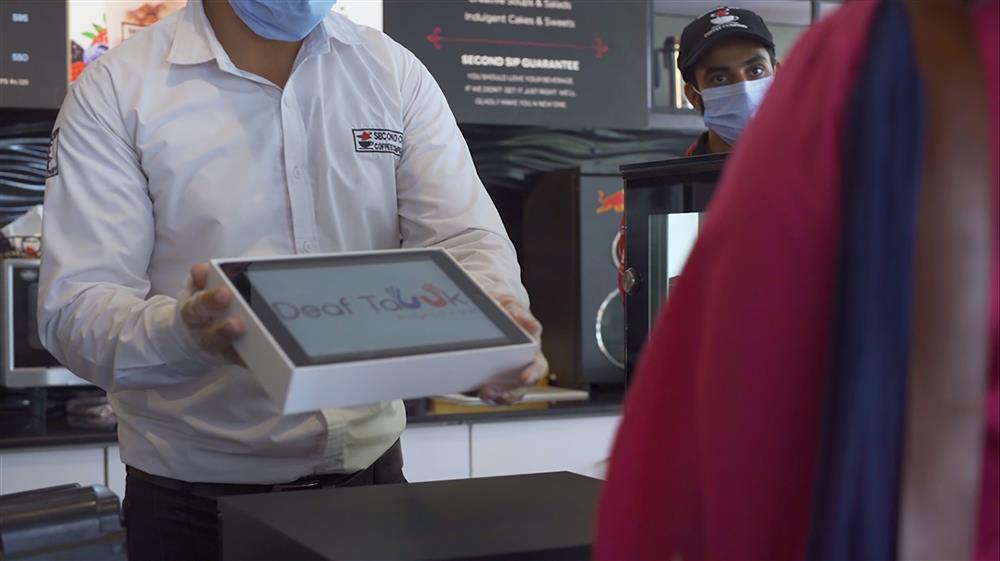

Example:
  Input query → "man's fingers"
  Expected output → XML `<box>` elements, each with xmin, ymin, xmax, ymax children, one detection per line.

<box><xmin>493</xmin><ymin>294</ymin><xmax>517</xmax><ymax>307</ymax></box>
<box><xmin>204</xmin><ymin>287</ymin><xmax>232</xmax><ymax>310</ymax></box>
<box><xmin>514</xmin><ymin>312</ymin><xmax>542</xmax><ymax>339</ymax></box>
<box><xmin>479</xmin><ymin>386</ymin><xmax>502</xmax><ymax>404</ymax></box>
<box><xmin>478</xmin><ymin>351</ymin><xmax>549</xmax><ymax>406</ymax></box>
<box><xmin>503</xmin><ymin>301</ymin><xmax>540</xmax><ymax>334</ymax></box>
<box><xmin>178</xmin><ymin>266</ymin><xmax>245</xmax><ymax>366</ymax></box>
<box><xmin>520</xmin><ymin>353</ymin><xmax>548</xmax><ymax>386</ymax></box>
<box><xmin>190</xmin><ymin>263</ymin><xmax>210</xmax><ymax>290</ymax></box>
<box><xmin>493</xmin><ymin>386</ymin><xmax>528</xmax><ymax>405</ymax></box>
<box><xmin>195</xmin><ymin>317</ymin><xmax>246</xmax><ymax>353</ymax></box>
<box><xmin>181</xmin><ymin>288</ymin><xmax>233</xmax><ymax>327</ymax></box>
<box><xmin>180</xmin><ymin>294</ymin><xmax>211</xmax><ymax>327</ymax></box>
<box><xmin>493</xmin><ymin>295</ymin><xmax>543</xmax><ymax>339</ymax></box>
<box><xmin>479</xmin><ymin>384</ymin><xmax>524</xmax><ymax>405</ymax></box>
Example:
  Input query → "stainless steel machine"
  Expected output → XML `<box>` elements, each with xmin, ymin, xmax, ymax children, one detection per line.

<box><xmin>2</xmin><ymin>259</ymin><xmax>86</xmax><ymax>388</ymax></box>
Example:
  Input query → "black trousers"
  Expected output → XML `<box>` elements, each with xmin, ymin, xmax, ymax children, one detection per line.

<box><xmin>123</xmin><ymin>440</ymin><xmax>405</xmax><ymax>561</ymax></box>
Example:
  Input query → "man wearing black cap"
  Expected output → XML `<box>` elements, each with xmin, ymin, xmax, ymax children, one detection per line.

<box><xmin>679</xmin><ymin>6</ymin><xmax>779</xmax><ymax>156</ymax></box>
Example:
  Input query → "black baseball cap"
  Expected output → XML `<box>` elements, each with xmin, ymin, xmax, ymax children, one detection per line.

<box><xmin>678</xmin><ymin>6</ymin><xmax>775</xmax><ymax>81</ymax></box>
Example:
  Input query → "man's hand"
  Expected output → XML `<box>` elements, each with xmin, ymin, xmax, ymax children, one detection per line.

<box><xmin>478</xmin><ymin>293</ymin><xmax>549</xmax><ymax>405</ymax></box>
<box><xmin>178</xmin><ymin>263</ymin><xmax>246</xmax><ymax>365</ymax></box>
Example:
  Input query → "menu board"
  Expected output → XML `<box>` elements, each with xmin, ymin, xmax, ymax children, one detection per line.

<box><xmin>1</xmin><ymin>0</ymin><xmax>384</xmax><ymax>110</ymax></box>
<box><xmin>384</xmin><ymin>0</ymin><xmax>650</xmax><ymax>129</ymax></box>
<box><xmin>0</xmin><ymin>1</ymin><xmax>67</xmax><ymax>109</ymax></box>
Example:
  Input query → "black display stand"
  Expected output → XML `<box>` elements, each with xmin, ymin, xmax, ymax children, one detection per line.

<box><xmin>219</xmin><ymin>472</ymin><xmax>601</xmax><ymax>561</ymax></box>
<box><xmin>620</xmin><ymin>153</ymin><xmax>727</xmax><ymax>382</ymax></box>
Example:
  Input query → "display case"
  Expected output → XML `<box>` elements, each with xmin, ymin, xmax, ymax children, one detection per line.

<box><xmin>522</xmin><ymin>169</ymin><xmax>627</xmax><ymax>391</ymax></box>
<box><xmin>620</xmin><ymin>153</ymin><xmax>726</xmax><ymax>381</ymax></box>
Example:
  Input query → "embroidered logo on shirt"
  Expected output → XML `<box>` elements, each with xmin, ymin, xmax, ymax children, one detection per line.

<box><xmin>352</xmin><ymin>129</ymin><xmax>402</xmax><ymax>156</ymax></box>
<box><xmin>46</xmin><ymin>128</ymin><xmax>60</xmax><ymax>178</ymax></box>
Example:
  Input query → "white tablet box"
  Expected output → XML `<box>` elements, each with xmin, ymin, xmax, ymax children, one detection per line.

<box><xmin>205</xmin><ymin>249</ymin><xmax>537</xmax><ymax>414</ymax></box>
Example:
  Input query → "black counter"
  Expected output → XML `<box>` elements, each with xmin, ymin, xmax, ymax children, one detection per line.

<box><xmin>0</xmin><ymin>410</ymin><xmax>117</xmax><ymax>450</ymax></box>
<box><xmin>220</xmin><ymin>471</ymin><xmax>601</xmax><ymax>561</ymax></box>
<box><xmin>0</xmin><ymin>388</ymin><xmax>118</xmax><ymax>450</ymax></box>
<box><xmin>0</xmin><ymin>389</ymin><xmax>623</xmax><ymax>451</ymax></box>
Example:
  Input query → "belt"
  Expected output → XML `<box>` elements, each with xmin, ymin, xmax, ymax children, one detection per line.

<box><xmin>126</xmin><ymin>465</ymin><xmax>368</xmax><ymax>500</ymax></box>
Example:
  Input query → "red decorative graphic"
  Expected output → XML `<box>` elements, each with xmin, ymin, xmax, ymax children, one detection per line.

<box><xmin>593</xmin><ymin>37</ymin><xmax>608</xmax><ymax>59</ymax></box>
<box><xmin>425</xmin><ymin>27</ymin><xmax>609</xmax><ymax>59</ymax></box>
<box><xmin>596</xmin><ymin>189</ymin><xmax>625</xmax><ymax>215</ymax></box>
<box><xmin>356</xmin><ymin>130</ymin><xmax>373</xmax><ymax>149</ymax></box>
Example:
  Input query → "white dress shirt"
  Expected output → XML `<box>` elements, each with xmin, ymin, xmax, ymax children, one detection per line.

<box><xmin>38</xmin><ymin>0</ymin><xmax>526</xmax><ymax>484</ymax></box>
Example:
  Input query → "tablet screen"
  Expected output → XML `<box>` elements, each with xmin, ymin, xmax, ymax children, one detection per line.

<box><xmin>220</xmin><ymin>251</ymin><xmax>530</xmax><ymax>366</ymax></box>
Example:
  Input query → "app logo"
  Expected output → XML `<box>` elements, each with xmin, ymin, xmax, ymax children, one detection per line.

<box><xmin>272</xmin><ymin>283</ymin><xmax>470</xmax><ymax>321</ymax></box>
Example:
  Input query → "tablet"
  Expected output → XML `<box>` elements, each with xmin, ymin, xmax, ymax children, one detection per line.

<box><xmin>206</xmin><ymin>249</ymin><xmax>537</xmax><ymax>413</ymax></box>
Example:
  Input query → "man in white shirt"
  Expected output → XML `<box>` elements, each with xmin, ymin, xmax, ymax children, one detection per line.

<box><xmin>38</xmin><ymin>1</ymin><xmax>546</xmax><ymax>559</ymax></box>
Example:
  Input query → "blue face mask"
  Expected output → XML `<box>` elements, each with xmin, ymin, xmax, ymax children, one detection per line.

<box><xmin>228</xmin><ymin>0</ymin><xmax>337</xmax><ymax>42</ymax></box>
<box><xmin>696</xmin><ymin>76</ymin><xmax>774</xmax><ymax>146</ymax></box>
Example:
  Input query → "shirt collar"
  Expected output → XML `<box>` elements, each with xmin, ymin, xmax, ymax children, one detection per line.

<box><xmin>321</xmin><ymin>11</ymin><xmax>365</xmax><ymax>46</ymax></box>
<box><xmin>168</xmin><ymin>0</ymin><xmax>364</xmax><ymax>66</ymax></box>
<box><xmin>166</xmin><ymin>0</ymin><xmax>218</xmax><ymax>65</ymax></box>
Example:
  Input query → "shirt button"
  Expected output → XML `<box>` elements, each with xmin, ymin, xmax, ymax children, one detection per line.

<box><xmin>293</xmin><ymin>167</ymin><xmax>303</xmax><ymax>179</ymax></box>
<box><xmin>302</xmin><ymin>241</ymin><xmax>315</xmax><ymax>253</ymax></box>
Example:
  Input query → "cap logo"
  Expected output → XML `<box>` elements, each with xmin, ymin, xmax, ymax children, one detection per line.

<box><xmin>703</xmin><ymin>6</ymin><xmax>748</xmax><ymax>38</ymax></box>
<box><xmin>709</xmin><ymin>7</ymin><xmax>738</xmax><ymax>25</ymax></box>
